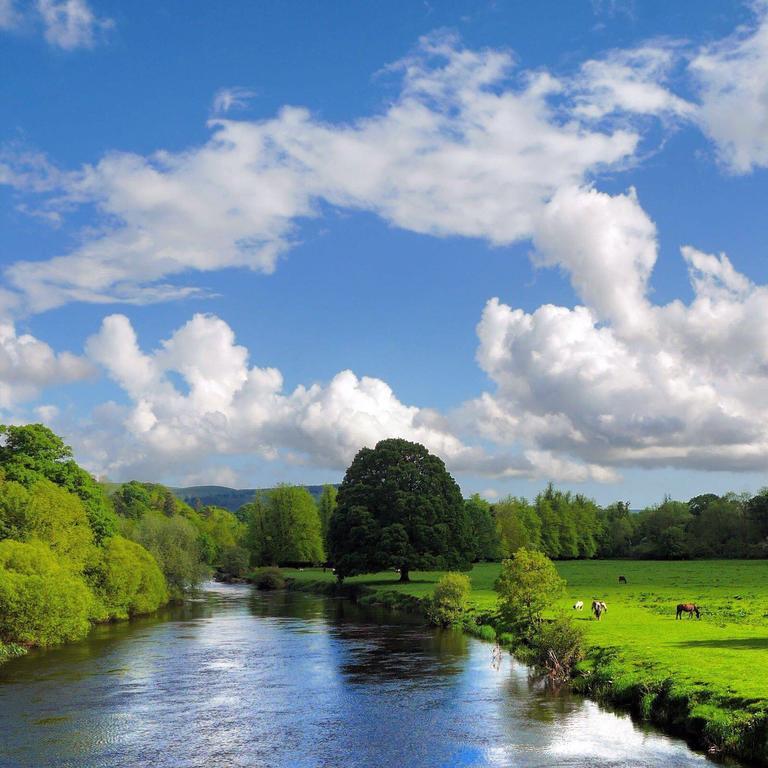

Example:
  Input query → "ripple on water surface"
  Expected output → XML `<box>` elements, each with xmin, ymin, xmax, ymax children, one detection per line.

<box><xmin>0</xmin><ymin>583</ymin><xmax>725</xmax><ymax>768</ymax></box>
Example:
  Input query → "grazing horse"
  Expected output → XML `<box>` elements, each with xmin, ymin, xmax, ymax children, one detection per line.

<box><xmin>573</xmin><ymin>600</ymin><xmax>584</xmax><ymax>611</ymax></box>
<box><xmin>618</xmin><ymin>575</ymin><xmax>627</xmax><ymax>584</ymax></box>
<box><xmin>592</xmin><ymin>600</ymin><xmax>607</xmax><ymax>620</ymax></box>
<box><xmin>676</xmin><ymin>603</ymin><xmax>700</xmax><ymax>620</ymax></box>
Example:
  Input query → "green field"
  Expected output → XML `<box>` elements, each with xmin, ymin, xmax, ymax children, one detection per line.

<box><xmin>287</xmin><ymin>560</ymin><xmax>768</xmax><ymax>705</ymax></box>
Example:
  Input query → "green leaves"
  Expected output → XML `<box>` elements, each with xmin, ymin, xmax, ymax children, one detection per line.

<box><xmin>329</xmin><ymin>438</ymin><xmax>472</xmax><ymax>580</ymax></box>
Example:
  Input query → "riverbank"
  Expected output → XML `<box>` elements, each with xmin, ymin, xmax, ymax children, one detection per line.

<box><xmin>284</xmin><ymin>561</ymin><xmax>768</xmax><ymax>766</ymax></box>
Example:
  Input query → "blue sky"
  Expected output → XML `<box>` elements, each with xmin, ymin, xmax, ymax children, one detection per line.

<box><xmin>2</xmin><ymin>0</ymin><xmax>768</xmax><ymax>506</ymax></box>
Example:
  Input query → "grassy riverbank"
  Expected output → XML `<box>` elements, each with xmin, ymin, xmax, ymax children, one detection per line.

<box><xmin>286</xmin><ymin>560</ymin><xmax>768</xmax><ymax>764</ymax></box>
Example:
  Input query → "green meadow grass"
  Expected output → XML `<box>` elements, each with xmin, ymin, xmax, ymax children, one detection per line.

<box><xmin>287</xmin><ymin>560</ymin><xmax>768</xmax><ymax>704</ymax></box>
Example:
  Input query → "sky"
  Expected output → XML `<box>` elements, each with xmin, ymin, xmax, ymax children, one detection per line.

<box><xmin>2</xmin><ymin>0</ymin><xmax>768</xmax><ymax>506</ymax></box>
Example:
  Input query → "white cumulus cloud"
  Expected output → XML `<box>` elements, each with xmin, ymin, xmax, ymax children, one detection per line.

<box><xmin>690</xmin><ymin>5</ymin><xmax>768</xmax><ymax>173</ymax></box>
<box><xmin>461</xmin><ymin>186</ymin><xmax>768</xmax><ymax>474</ymax></box>
<box><xmin>0</xmin><ymin>322</ymin><xmax>93</xmax><ymax>408</ymax></box>
<box><xmin>1</xmin><ymin>33</ymin><xmax>638</xmax><ymax>314</ymax></box>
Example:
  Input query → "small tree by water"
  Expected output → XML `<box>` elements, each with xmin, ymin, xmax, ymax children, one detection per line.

<box><xmin>495</xmin><ymin>548</ymin><xmax>565</xmax><ymax>636</ymax></box>
<box><xmin>426</xmin><ymin>572</ymin><xmax>471</xmax><ymax>626</ymax></box>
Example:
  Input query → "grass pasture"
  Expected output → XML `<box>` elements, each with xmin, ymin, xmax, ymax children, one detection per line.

<box><xmin>287</xmin><ymin>560</ymin><xmax>768</xmax><ymax>705</ymax></box>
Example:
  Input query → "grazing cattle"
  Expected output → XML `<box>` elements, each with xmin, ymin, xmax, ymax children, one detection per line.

<box><xmin>573</xmin><ymin>600</ymin><xmax>584</xmax><ymax>611</ymax></box>
<box><xmin>676</xmin><ymin>603</ymin><xmax>701</xmax><ymax>620</ymax></box>
<box><xmin>618</xmin><ymin>575</ymin><xmax>627</xmax><ymax>584</ymax></box>
<box><xmin>592</xmin><ymin>600</ymin><xmax>608</xmax><ymax>620</ymax></box>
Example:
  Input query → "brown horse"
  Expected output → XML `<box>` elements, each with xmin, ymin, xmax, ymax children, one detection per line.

<box><xmin>618</xmin><ymin>575</ymin><xmax>627</xmax><ymax>584</ymax></box>
<box><xmin>676</xmin><ymin>603</ymin><xmax>700</xmax><ymax>619</ymax></box>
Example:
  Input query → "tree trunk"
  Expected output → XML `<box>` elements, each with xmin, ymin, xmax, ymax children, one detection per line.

<box><xmin>399</xmin><ymin>567</ymin><xmax>410</xmax><ymax>583</ymax></box>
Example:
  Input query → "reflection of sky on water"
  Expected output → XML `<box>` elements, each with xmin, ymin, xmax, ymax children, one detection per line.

<box><xmin>0</xmin><ymin>583</ymin><xmax>718</xmax><ymax>768</ymax></box>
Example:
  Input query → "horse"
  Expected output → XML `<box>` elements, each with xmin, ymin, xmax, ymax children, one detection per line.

<box><xmin>573</xmin><ymin>600</ymin><xmax>584</xmax><ymax>611</ymax></box>
<box><xmin>676</xmin><ymin>603</ymin><xmax>700</xmax><ymax>620</ymax></box>
<box><xmin>592</xmin><ymin>600</ymin><xmax>607</xmax><ymax>620</ymax></box>
<box><xmin>618</xmin><ymin>575</ymin><xmax>627</xmax><ymax>584</ymax></box>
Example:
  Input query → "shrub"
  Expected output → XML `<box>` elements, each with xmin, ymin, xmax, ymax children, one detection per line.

<box><xmin>219</xmin><ymin>545</ymin><xmax>250</xmax><ymax>578</ymax></box>
<box><xmin>426</xmin><ymin>572</ymin><xmax>471</xmax><ymax>626</ymax></box>
<box><xmin>92</xmin><ymin>536</ymin><xmax>168</xmax><ymax>620</ymax></box>
<box><xmin>0</xmin><ymin>642</ymin><xmax>26</xmax><ymax>664</ymax></box>
<box><xmin>253</xmin><ymin>566</ymin><xmax>286</xmax><ymax>590</ymax></box>
<box><xmin>495</xmin><ymin>548</ymin><xmax>566</xmax><ymax>637</ymax></box>
<box><xmin>130</xmin><ymin>513</ymin><xmax>206</xmax><ymax>597</ymax></box>
<box><xmin>533</xmin><ymin>615</ymin><xmax>585</xmax><ymax>683</ymax></box>
<box><xmin>464</xmin><ymin>620</ymin><xmax>497</xmax><ymax>642</ymax></box>
<box><xmin>0</xmin><ymin>539</ymin><xmax>94</xmax><ymax>646</ymax></box>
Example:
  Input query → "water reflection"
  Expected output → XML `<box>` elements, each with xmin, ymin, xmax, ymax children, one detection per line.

<box><xmin>0</xmin><ymin>583</ymin><xmax>722</xmax><ymax>768</ymax></box>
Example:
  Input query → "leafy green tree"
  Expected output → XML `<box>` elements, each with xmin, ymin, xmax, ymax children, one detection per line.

<box><xmin>596</xmin><ymin>501</ymin><xmax>635</xmax><ymax>557</ymax></box>
<box><xmin>633</xmin><ymin>498</ymin><xmax>692</xmax><ymax>558</ymax></box>
<box><xmin>246</xmin><ymin>486</ymin><xmax>325</xmax><ymax>566</ymax></box>
<box><xmin>464</xmin><ymin>494</ymin><xmax>500</xmax><ymax>561</ymax></box>
<box><xmin>316</xmin><ymin>485</ymin><xmax>337</xmax><ymax>554</ymax></box>
<box><xmin>112</xmin><ymin>481</ymin><xmax>153</xmax><ymax>519</ymax></box>
<box><xmin>91</xmin><ymin>536</ymin><xmax>168</xmax><ymax>619</ymax></box>
<box><xmin>0</xmin><ymin>539</ymin><xmax>94</xmax><ymax>645</ymax></box>
<box><xmin>219</xmin><ymin>545</ymin><xmax>250</xmax><ymax>577</ymax></box>
<box><xmin>197</xmin><ymin>506</ymin><xmax>246</xmax><ymax>564</ymax></box>
<box><xmin>536</xmin><ymin>497</ymin><xmax>561</xmax><ymax>559</ymax></box>
<box><xmin>495</xmin><ymin>548</ymin><xmax>565</xmax><ymax>635</ymax></box>
<box><xmin>0</xmin><ymin>478</ymin><xmax>95</xmax><ymax>573</ymax></box>
<box><xmin>130</xmin><ymin>513</ymin><xmax>206</xmax><ymax>598</ymax></box>
<box><xmin>329</xmin><ymin>439</ymin><xmax>472</xmax><ymax>582</ymax></box>
<box><xmin>0</xmin><ymin>424</ymin><xmax>117</xmax><ymax>542</ymax></box>
<box><xmin>425</xmin><ymin>572</ymin><xmax>471</xmax><ymax>626</ymax></box>
<box><xmin>495</xmin><ymin>496</ymin><xmax>541</xmax><ymax>556</ymax></box>
<box><xmin>686</xmin><ymin>494</ymin><xmax>746</xmax><ymax>557</ymax></box>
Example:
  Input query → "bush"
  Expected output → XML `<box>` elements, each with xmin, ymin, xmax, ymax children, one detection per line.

<box><xmin>0</xmin><ymin>642</ymin><xmax>26</xmax><ymax>664</ymax></box>
<box><xmin>219</xmin><ymin>545</ymin><xmax>250</xmax><ymax>578</ymax></box>
<box><xmin>495</xmin><ymin>548</ymin><xmax>566</xmax><ymax>637</ymax></box>
<box><xmin>533</xmin><ymin>615</ymin><xmax>585</xmax><ymax>683</ymax></box>
<box><xmin>92</xmin><ymin>536</ymin><xmax>168</xmax><ymax>620</ymax></box>
<box><xmin>253</xmin><ymin>566</ymin><xmax>286</xmax><ymax>590</ymax></box>
<box><xmin>0</xmin><ymin>539</ymin><xmax>94</xmax><ymax>646</ymax></box>
<box><xmin>130</xmin><ymin>513</ymin><xmax>206</xmax><ymax>598</ymax></box>
<box><xmin>426</xmin><ymin>572</ymin><xmax>471</xmax><ymax>626</ymax></box>
<box><xmin>464</xmin><ymin>621</ymin><xmax>497</xmax><ymax>642</ymax></box>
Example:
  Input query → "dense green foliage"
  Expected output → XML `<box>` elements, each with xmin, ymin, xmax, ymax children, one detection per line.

<box><xmin>425</xmin><ymin>572</ymin><xmax>470</xmax><ymax>626</ymax></box>
<box><xmin>0</xmin><ymin>424</ymin><xmax>117</xmax><ymax>542</ymax></box>
<box><xmin>243</xmin><ymin>485</ymin><xmax>325</xmax><ymax>566</ymax></box>
<box><xmin>495</xmin><ymin>549</ymin><xmax>566</xmax><ymax>633</ymax></box>
<box><xmin>91</xmin><ymin>536</ymin><xmax>168</xmax><ymax>619</ymax></box>
<box><xmin>533</xmin><ymin>615</ymin><xmax>585</xmax><ymax>682</ymax></box>
<box><xmin>0</xmin><ymin>539</ymin><xmax>94</xmax><ymax>645</ymax></box>
<box><xmin>329</xmin><ymin>439</ymin><xmax>473</xmax><ymax>581</ymax></box>
<box><xmin>316</xmin><ymin>484</ymin><xmax>337</xmax><ymax>553</ymax></box>
<box><xmin>465</xmin><ymin>494</ymin><xmax>499</xmax><ymax>561</ymax></box>
<box><xmin>486</xmin><ymin>483</ymin><xmax>768</xmax><ymax>561</ymax></box>
<box><xmin>253</xmin><ymin>566</ymin><xmax>287</xmax><ymax>590</ymax></box>
<box><xmin>0</xmin><ymin>424</ymin><xmax>229</xmax><ymax>654</ymax></box>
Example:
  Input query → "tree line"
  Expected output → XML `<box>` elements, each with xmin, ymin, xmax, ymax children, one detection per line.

<box><xmin>4</xmin><ymin>426</ymin><xmax>768</xmax><ymax>660</ymax></box>
<box><xmin>0</xmin><ymin>424</ymin><xmax>249</xmax><ymax>656</ymax></box>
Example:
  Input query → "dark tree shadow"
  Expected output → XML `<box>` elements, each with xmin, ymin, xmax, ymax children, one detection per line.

<box><xmin>356</xmin><ymin>578</ymin><xmax>434</xmax><ymax>586</ymax></box>
<box><xmin>675</xmin><ymin>637</ymin><xmax>768</xmax><ymax>650</ymax></box>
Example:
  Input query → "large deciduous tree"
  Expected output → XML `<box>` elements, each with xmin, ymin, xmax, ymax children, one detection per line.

<box><xmin>245</xmin><ymin>485</ymin><xmax>325</xmax><ymax>566</ymax></box>
<box><xmin>329</xmin><ymin>438</ymin><xmax>472</xmax><ymax>582</ymax></box>
<box><xmin>0</xmin><ymin>424</ymin><xmax>117</xmax><ymax>542</ymax></box>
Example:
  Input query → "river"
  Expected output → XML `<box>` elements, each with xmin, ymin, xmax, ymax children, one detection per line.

<box><xmin>0</xmin><ymin>582</ymin><xmax>723</xmax><ymax>768</ymax></box>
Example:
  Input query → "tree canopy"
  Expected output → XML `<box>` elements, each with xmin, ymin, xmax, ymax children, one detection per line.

<box><xmin>244</xmin><ymin>485</ymin><xmax>325</xmax><ymax>566</ymax></box>
<box><xmin>0</xmin><ymin>424</ymin><xmax>117</xmax><ymax>542</ymax></box>
<box><xmin>329</xmin><ymin>438</ymin><xmax>473</xmax><ymax>581</ymax></box>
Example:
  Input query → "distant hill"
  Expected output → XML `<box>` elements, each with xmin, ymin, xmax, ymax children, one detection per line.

<box><xmin>171</xmin><ymin>484</ymin><xmax>334</xmax><ymax>512</ymax></box>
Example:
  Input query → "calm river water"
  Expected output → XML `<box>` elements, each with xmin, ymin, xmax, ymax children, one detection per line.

<box><xmin>0</xmin><ymin>583</ymin><xmax>723</xmax><ymax>768</ymax></box>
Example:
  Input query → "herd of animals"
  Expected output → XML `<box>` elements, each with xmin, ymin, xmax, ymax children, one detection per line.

<box><xmin>572</xmin><ymin>575</ymin><xmax>702</xmax><ymax>621</ymax></box>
